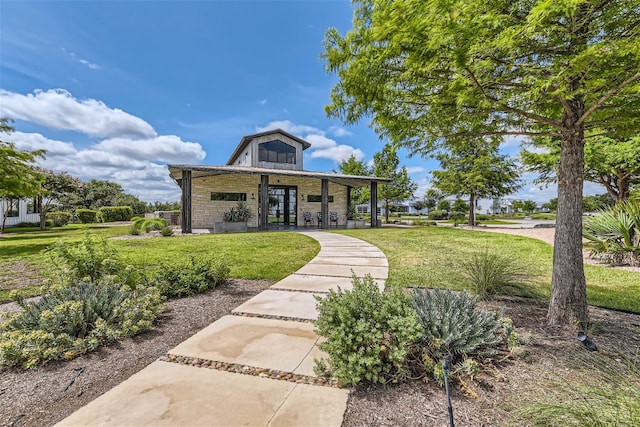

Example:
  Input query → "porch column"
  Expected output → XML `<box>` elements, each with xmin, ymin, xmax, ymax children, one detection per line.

<box><xmin>181</xmin><ymin>170</ymin><xmax>192</xmax><ymax>234</ymax></box>
<box><xmin>346</xmin><ymin>186</ymin><xmax>352</xmax><ymax>220</ymax></box>
<box><xmin>321</xmin><ymin>179</ymin><xmax>329</xmax><ymax>229</ymax></box>
<box><xmin>260</xmin><ymin>175</ymin><xmax>269</xmax><ymax>230</ymax></box>
<box><xmin>370</xmin><ymin>181</ymin><xmax>378</xmax><ymax>228</ymax></box>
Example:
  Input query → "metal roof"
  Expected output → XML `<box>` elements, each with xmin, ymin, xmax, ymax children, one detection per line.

<box><xmin>167</xmin><ymin>164</ymin><xmax>389</xmax><ymax>188</ymax></box>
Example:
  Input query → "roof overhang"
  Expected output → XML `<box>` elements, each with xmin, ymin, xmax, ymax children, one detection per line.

<box><xmin>168</xmin><ymin>164</ymin><xmax>390</xmax><ymax>188</ymax></box>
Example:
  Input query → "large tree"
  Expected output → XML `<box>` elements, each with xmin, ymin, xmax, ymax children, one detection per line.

<box><xmin>522</xmin><ymin>135</ymin><xmax>640</xmax><ymax>201</ymax></box>
<box><xmin>431</xmin><ymin>139</ymin><xmax>521</xmax><ymax>225</ymax></box>
<box><xmin>37</xmin><ymin>169</ymin><xmax>82</xmax><ymax>230</ymax></box>
<box><xmin>372</xmin><ymin>144</ymin><xmax>417</xmax><ymax>222</ymax></box>
<box><xmin>335</xmin><ymin>154</ymin><xmax>371</xmax><ymax>206</ymax></box>
<box><xmin>0</xmin><ymin>118</ymin><xmax>44</xmax><ymax>232</ymax></box>
<box><xmin>323</xmin><ymin>0</ymin><xmax>640</xmax><ymax>325</ymax></box>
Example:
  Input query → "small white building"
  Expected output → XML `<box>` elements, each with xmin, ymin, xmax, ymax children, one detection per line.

<box><xmin>0</xmin><ymin>198</ymin><xmax>40</xmax><ymax>227</ymax></box>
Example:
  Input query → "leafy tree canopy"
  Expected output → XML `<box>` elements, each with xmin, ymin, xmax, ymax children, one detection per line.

<box><xmin>372</xmin><ymin>144</ymin><xmax>417</xmax><ymax>222</ymax></box>
<box><xmin>0</xmin><ymin>118</ymin><xmax>44</xmax><ymax>201</ymax></box>
<box><xmin>432</xmin><ymin>139</ymin><xmax>521</xmax><ymax>225</ymax></box>
<box><xmin>522</xmin><ymin>135</ymin><xmax>640</xmax><ymax>201</ymax></box>
<box><xmin>336</xmin><ymin>154</ymin><xmax>371</xmax><ymax>205</ymax></box>
<box><xmin>323</xmin><ymin>0</ymin><xmax>640</xmax><ymax>325</ymax></box>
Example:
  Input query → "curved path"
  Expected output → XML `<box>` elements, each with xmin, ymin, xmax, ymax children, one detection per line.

<box><xmin>57</xmin><ymin>231</ymin><xmax>388</xmax><ymax>427</ymax></box>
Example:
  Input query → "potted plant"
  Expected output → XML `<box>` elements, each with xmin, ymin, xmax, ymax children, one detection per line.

<box><xmin>346</xmin><ymin>204</ymin><xmax>357</xmax><ymax>229</ymax></box>
<box><xmin>214</xmin><ymin>201</ymin><xmax>254</xmax><ymax>233</ymax></box>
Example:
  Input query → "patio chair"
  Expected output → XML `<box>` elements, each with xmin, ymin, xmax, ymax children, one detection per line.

<box><xmin>303</xmin><ymin>211</ymin><xmax>313</xmax><ymax>227</ymax></box>
<box><xmin>329</xmin><ymin>211</ymin><xmax>338</xmax><ymax>228</ymax></box>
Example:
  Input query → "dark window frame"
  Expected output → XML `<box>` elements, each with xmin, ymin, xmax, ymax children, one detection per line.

<box><xmin>211</xmin><ymin>192</ymin><xmax>247</xmax><ymax>201</ymax></box>
<box><xmin>307</xmin><ymin>195</ymin><xmax>334</xmax><ymax>203</ymax></box>
<box><xmin>258</xmin><ymin>140</ymin><xmax>296</xmax><ymax>164</ymax></box>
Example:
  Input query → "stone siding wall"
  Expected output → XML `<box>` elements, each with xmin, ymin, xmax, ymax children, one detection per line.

<box><xmin>190</xmin><ymin>174</ymin><xmax>349</xmax><ymax>228</ymax></box>
<box><xmin>191</xmin><ymin>175</ymin><xmax>261</xmax><ymax>229</ymax></box>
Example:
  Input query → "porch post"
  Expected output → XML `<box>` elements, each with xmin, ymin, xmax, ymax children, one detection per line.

<box><xmin>181</xmin><ymin>170</ymin><xmax>192</xmax><ymax>234</ymax></box>
<box><xmin>370</xmin><ymin>181</ymin><xmax>378</xmax><ymax>228</ymax></box>
<box><xmin>260</xmin><ymin>175</ymin><xmax>269</xmax><ymax>230</ymax></box>
<box><xmin>321</xmin><ymin>179</ymin><xmax>329</xmax><ymax>229</ymax></box>
<box><xmin>346</xmin><ymin>186</ymin><xmax>352</xmax><ymax>221</ymax></box>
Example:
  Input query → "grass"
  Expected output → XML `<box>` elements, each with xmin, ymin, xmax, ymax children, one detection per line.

<box><xmin>332</xmin><ymin>227</ymin><xmax>640</xmax><ymax>313</ymax></box>
<box><xmin>0</xmin><ymin>225</ymin><xmax>319</xmax><ymax>302</ymax></box>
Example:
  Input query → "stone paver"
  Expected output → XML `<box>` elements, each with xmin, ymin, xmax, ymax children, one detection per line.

<box><xmin>296</xmin><ymin>264</ymin><xmax>388</xmax><ymax>279</ymax></box>
<box><xmin>57</xmin><ymin>231</ymin><xmax>388</xmax><ymax>427</ymax></box>
<box><xmin>170</xmin><ymin>315</ymin><xmax>321</xmax><ymax>374</ymax></box>
<box><xmin>56</xmin><ymin>361</ymin><xmax>348</xmax><ymax>427</ymax></box>
<box><xmin>272</xmin><ymin>274</ymin><xmax>356</xmax><ymax>293</ymax></box>
<box><xmin>232</xmin><ymin>289</ymin><xmax>321</xmax><ymax>320</ymax></box>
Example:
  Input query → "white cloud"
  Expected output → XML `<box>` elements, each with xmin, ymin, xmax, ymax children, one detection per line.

<box><xmin>406</xmin><ymin>166</ymin><xmax>425</xmax><ymax>175</ymax></box>
<box><xmin>0</xmin><ymin>89</ymin><xmax>156</xmax><ymax>138</ymax></box>
<box><xmin>328</xmin><ymin>126</ymin><xmax>352</xmax><ymax>137</ymax></box>
<box><xmin>3</xmin><ymin>88</ymin><xmax>207</xmax><ymax>202</ymax></box>
<box><xmin>95</xmin><ymin>135</ymin><xmax>206</xmax><ymax>163</ymax></box>
<box><xmin>257</xmin><ymin>120</ymin><xmax>364</xmax><ymax>163</ymax></box>
<box><xmin>501</xmin><ymin>135</ymin><xmax>525</xmax><ymax>148</ymax></box>
<box><xmin>63</xmin><ymin>48</ymin><xmax>101</xmax><ymax>70</ymax></box>
<box><xmin>259</xmin><ymin>98</ymin><xmax>268</xmax><ymax>105</ymax></box>
<box><xmin>11</xmin><ymin>131</ymin><xmax>77</xmax><ymax>156</ymax></box>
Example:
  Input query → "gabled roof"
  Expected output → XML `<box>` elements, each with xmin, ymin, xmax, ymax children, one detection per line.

<box><xmin>226</xmin><ymin>129</ymin><xmax>312</xmax><ymax>165</ymax></box>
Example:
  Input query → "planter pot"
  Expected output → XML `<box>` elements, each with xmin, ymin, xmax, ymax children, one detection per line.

<box><xmin>346</xmin><ymin>220</ymin><xmax>356</xmax><ymax>229</ymax></box>
<box><xmin>355</xmin><ymin>220</ymin><xmax>367</xmax><ymax>229</ymax></box>
<box><xmin>213</xmin><ymin>221</ymin><xmax>248</xmax><ymax>233</ymax></box>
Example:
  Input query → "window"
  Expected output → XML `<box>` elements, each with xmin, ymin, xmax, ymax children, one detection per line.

<box><xmin>307</xmin><ymin>195</ymin><xmax>334</xmax><ymax>203</ymax></box>
<box><xmin>211</xmin><ymin>192</ymin><xmax>247</xmax><ymax>201</ymax></box>
<box><xmin>27</xmin><ymin>198</ymin><xmax>40</xmax><ymax>214</ymax></box>
<box><xmin>258</xmin><ymin>140</ymin><xmax>296</xmax><ymax>164</ymax></box>
<box><xmin>5</xmin><ymin>199</ymin><xmax>19</xmax><ymax>217</ymax></box>
<box><xmin>357</xmin><ymin>206</ymin><xmax>369</xmax><ymax>214</ymax></box>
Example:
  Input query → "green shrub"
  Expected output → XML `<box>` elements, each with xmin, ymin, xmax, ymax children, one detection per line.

<box><xmin>449</xmin><ymin>211</ymin><xmax>466</xmax><ymax>225</ymax></box>
<box><xmin>76</xmin><ymin>209</ymin><xmax>98</xmax><ymax>224</ymax></box>
<box><xmin>150</xmin><ymin>256</ymin><xmax>230</xmax><ymax>297</ymax></box>
<box><xmin>459</xmin><ymin>247</ymin><xmax>523</xmax><ymax>299</ymax></box>
<box><xmin>46</xmin><ymin>212</ymin><xmax>72</xmax><ymax>227</ymax></box>
<box><xmin>139</xmin><ymin>218</ymin><xmax>166</xmax><ymax>233</ymax></box>
<box><xmin>583</xmin><ymin>200</ymin><xmax>640</xmax><ymax>266</ymax></box>
<box><xmin>160</xmin><ymin>226</ymin><xmax>174</xmax><ymax>237</ymax></box>
<box><xmin>223</xmin><ymin>201</ymin><xmax>254</xmax><ymax>222</ymax></box>
<box><xmin>476</xmin><ymin>214</ymin><xmax>490</xmax><ymax>221</ymax></box>
<box><xmin>313</xmin><ymin>274</ymin><xmax>422</xmax><ymax>386</ymax></box>
<box><xmin>98</xmin><ymin>206</ymin><xmax>134</xmax><ymax>222</ymax></box>
<box><xmin>0</xmin><ymin>280</ymin><xmax>165</xmax><ymax>368</ymax></box>
<box><xmin>48</xmin><ymin>234</ymin><xmax>126</xmax><ymax>284</ymax></box>
<box><xmin>428</xmin><ymin>210</ymin><xmax>448</xmax><ymax>220</ymax></box>
<box><xmin>412</xmin><ymin>288</ymin><xmax>502</xmax><ymax>365</ymax></box>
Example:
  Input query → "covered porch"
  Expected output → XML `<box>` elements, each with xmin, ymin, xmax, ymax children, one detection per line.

<box><xmin>168</xmin><ymin>165</ymin><xmax>388</xmax><ymax>233</ymax></box>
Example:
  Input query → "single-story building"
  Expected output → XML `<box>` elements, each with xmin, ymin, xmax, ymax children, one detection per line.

<box><xmin>168</xmin><ymin>129</ymin><xmax>388</xmax><ymax>233</ymax></box>
<box><xmin>0</xmin><ymin>198</ymin><xmax>40</xmax><ymax>227</ymax></box>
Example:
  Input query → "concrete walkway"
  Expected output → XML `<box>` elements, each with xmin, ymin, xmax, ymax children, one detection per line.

<box><xmin>57</xmin><ymin>231</ymin><xmax>388</xmax><ymax>427</ymax></box>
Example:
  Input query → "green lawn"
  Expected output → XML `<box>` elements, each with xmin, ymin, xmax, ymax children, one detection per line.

<box><xmin>0</xmin><ymin>225</ymin><xmax>319</xmax><ymax>302</ymax></box>
<box><xmin>332</xmin><ymin>227</ymin><xmax>640</xmax><ymax>313</ymax></box>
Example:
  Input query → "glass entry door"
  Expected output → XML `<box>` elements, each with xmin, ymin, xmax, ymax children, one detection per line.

<box><xmin>267</xmin><ymin>186</ymin><xmax>297</xmax><ymax>228</ymax></box>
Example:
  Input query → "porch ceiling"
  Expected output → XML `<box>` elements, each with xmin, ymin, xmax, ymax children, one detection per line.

<box><xmin>167</xmin><ymin>165</ymin><xmax>390</xmax><ymax>188</ymax></box>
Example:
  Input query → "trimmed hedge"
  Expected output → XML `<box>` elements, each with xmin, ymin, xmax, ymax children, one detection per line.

<box><xmin>98</xmin><ymin>206</ymin><xmax>133</xmax><ymax>222</ymax></box>
<box><xmin>76</xmin><ymin>209</ymin><xmax>98</xmax><ymax>224</ymax></box>
<box><xmin>46</xmin><ymin>212</ymin><xmax>72</xmax><ymax>227</ymax></box>
<box><xmin>428</xmin><ymin>210</ymin><xmax>448</xmax><ymax>220</ymax></box>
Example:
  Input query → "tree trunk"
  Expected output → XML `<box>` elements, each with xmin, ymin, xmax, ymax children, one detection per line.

<box><xmin>548</xmin><ymin>110</ymin><xmax>588</xmax><ymax>325</ymax></box>
<box><xmin>39</xmin><ymin>196</ymin><xmax>46</xmax><ymax>231</ymax></box>
<box><xmin>468</xmin><ymin>193</ymin><xmax>476</xmax><ymax>226</ymax></box>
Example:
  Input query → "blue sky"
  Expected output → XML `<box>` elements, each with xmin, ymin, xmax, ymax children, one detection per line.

<box><xmin>0</xmin><ymin>1</ymin><xmax>600</xmax><ymax>203</ymax></box>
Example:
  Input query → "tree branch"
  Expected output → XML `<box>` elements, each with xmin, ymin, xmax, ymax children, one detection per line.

<box><xmin>578</xmin><ymin>70</ymin><xmax>640</xmax><ymax>127</ymax></box>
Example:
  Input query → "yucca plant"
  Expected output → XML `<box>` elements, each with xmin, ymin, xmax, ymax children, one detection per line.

<box><xmin>583</xmin><ymin>200</ymin><xmax>640</xmax><ymax>266</ymax></box>
<box><xmin>412</xmin><ymin>288</ymin><xmax>502</xmax><ymax>360</ymax></box>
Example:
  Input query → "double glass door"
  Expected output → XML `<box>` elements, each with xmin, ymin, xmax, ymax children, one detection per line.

<box><xmin>266</xmin><ymin>186</ymin><xmax>297</xmax><ymax>227</ymax></box>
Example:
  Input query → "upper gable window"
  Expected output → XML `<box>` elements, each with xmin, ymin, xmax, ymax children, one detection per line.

<box><xmin>258</xmin><ymin>140</ymin><xmax>296</xmax><ymax>164</ymax></box>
